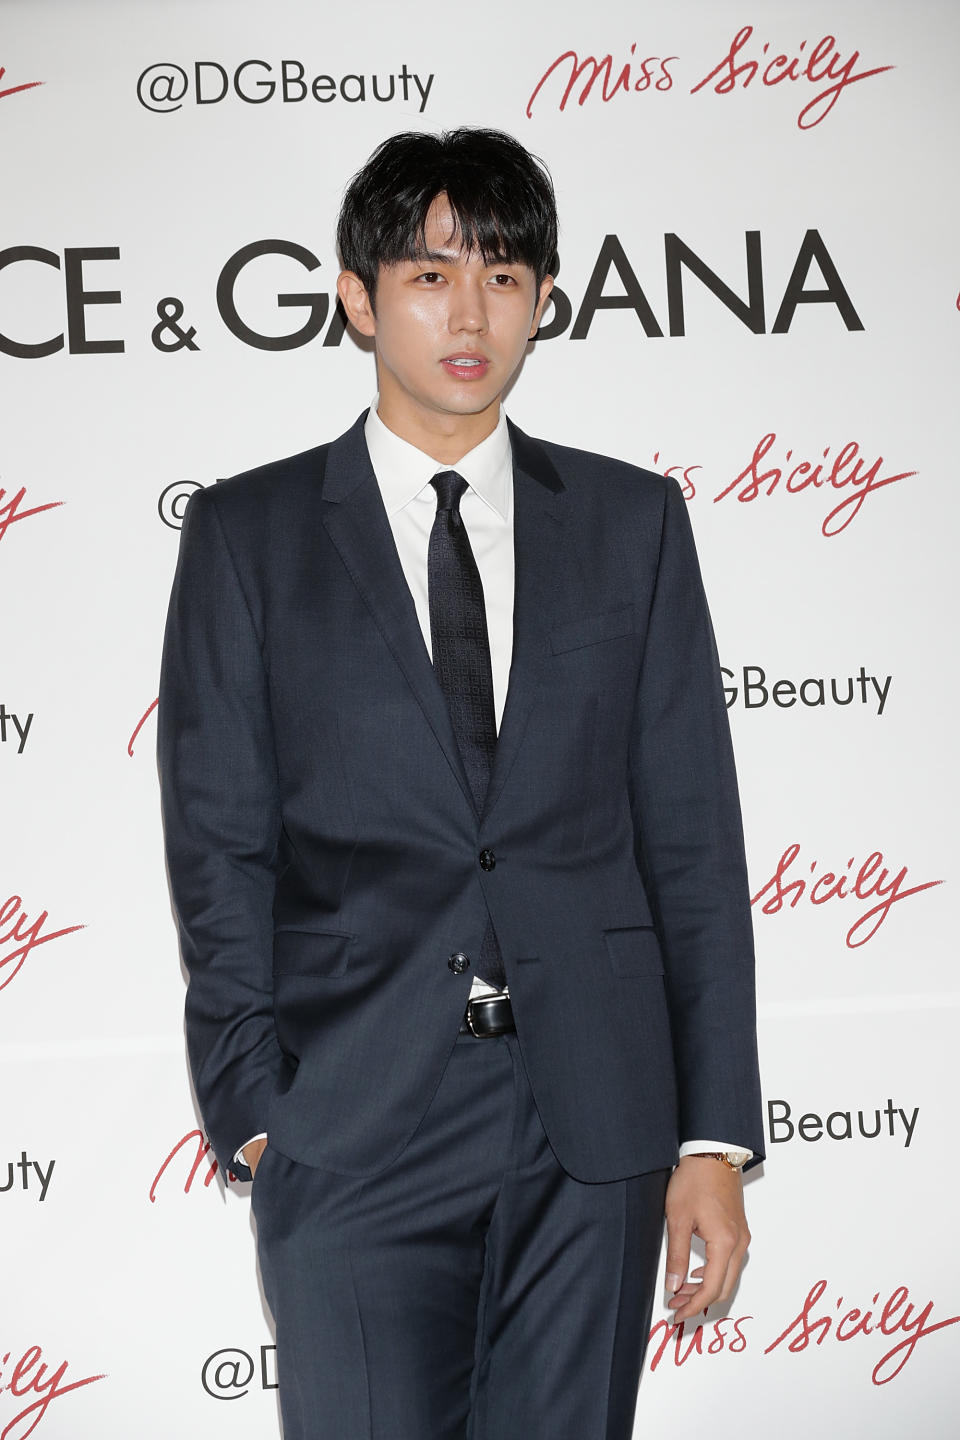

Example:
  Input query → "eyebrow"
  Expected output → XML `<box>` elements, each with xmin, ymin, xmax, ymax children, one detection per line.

<box><xmin>408</xmin><ymin>246</ymin><xmax>513</xmax><ymax>266</ymax></box>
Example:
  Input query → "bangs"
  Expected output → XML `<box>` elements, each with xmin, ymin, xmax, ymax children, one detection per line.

<box><xmin>386</xmin><ymin>183</ymin><xmax>536</xmax><ymax>273</ymax></box>
<box><xmin>337</xmin><ymin>129</ymin><xmax>559</xmax><ymax>295</ymax></box>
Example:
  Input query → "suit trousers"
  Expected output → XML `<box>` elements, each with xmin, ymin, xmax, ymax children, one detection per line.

<box><xmin>252</xmin><ymin>1028</ymin><xmax>669</xmax><ymax>1440</ymax></box>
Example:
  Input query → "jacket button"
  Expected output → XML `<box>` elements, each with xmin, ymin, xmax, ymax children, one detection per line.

<box><xmin>448</xmin><ymin>952</ymin><xmax>470</xmax><ymax>974</ymax></box>
<box><xmin>479</xmin><ymin>849</ymin><xmax>496</xmax><ymax>871</ymax></box>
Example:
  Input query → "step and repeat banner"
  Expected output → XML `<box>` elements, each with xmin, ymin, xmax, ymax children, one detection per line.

<box><xmin>2</xmin><ymin>0</ymin><xmax>958</xmax><ymax>1435</ymax></box>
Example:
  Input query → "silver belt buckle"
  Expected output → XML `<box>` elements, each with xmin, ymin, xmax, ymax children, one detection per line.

<box><xmin>466</xmin><ymin>994</ymin><xmax>507</xmax><ymax>1037</ymax></box>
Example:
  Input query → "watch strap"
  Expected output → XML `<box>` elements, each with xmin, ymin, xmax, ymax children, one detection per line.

<box><xmin>695</xmin><ymin>1150</ymin><xmax>748</xmax><ymax>1171</ymax></box>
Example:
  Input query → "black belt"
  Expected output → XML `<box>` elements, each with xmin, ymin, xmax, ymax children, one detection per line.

<box><xmin>459</xmin><ymin>993</ymin><xmax>516</xmax><ymax>1038</ymax></box>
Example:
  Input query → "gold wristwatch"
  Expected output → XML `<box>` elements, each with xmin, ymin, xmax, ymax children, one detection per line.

<box><xmin>697</xmin><ymin>1150</ymin><xmax>750</xmax><ymax>1171</ymax></box>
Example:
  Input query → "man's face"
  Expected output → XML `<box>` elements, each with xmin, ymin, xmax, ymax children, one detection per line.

<box><xmin>338</xmin><ymin>194</ymin><xmax>553</xmax><ymax>440</ymax></box>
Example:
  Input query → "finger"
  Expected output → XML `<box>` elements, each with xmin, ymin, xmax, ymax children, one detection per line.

<box><xmin>664</xmin><ymin>1216</ymin><xmax>694</xmax><ymax>1300</ymax></box>
<box><xmin>671</xmin><ymin>1235</ymin><xmax>732</xmax><ymax>1322</ymax></box>
<box><xmin>715</xmin><ymin>1231</ymin><xmax>750</xmax><ymax>1308</ymax></box>
<box><xmin>666</xmin><ymin>1265</ymin><xmax>707</xmax><ymax>1307</ymax></box>
<box><xmin>681</xmin><ymin>1221</ymin><xmax>750</xmax><ymax>1321</ymax></box>
<box><xmin>666</xmin><ymin>1279</ymin><xmax>703</xmax><ymax>1310</ymax></box>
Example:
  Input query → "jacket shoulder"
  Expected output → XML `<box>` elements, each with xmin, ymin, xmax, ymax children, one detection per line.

<box><xmin>515</xmin><ymin>425</ymin><xmax>671</xmax><ymax>511</ymax></box>
<box><xmin>545</xmin><ymin>437</ymin><xmax>665</xmax><ymax>487</ymax></box>
<box><xmin>196</xmin><ymin>410</ymin><xmax>369</xmax><ymax>523</ymax></box>
<box><xmin>206</xmin><ymin>441</ymin><xmax>333</xmax><ymax>517</ymax></box>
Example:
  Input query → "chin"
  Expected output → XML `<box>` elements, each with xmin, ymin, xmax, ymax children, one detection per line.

<box><xmin>431</xmin><ymin>386</ymin><xmax>501</xmax><ymax>416</ymax></box>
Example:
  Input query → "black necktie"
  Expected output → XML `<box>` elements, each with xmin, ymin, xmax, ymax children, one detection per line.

<box><xmin>428</xmin><ymin>470</ymin><xmax>506</xmax><ymax>989</ymax></box>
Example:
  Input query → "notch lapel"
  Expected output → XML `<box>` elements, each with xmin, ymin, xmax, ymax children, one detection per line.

<box><xmin>318</xmin><ymin>415</ymin><xmax>567</xmax><ymax>824</ymax></box>
<box><xmin>319</xmin><ymin>416</ymin><xmax>475</xmax><ymax>812</ymax></box>
<box><xmin>483</xmin><ymin>423</ymin><xmax>567</xmax><ymax>819</ymax></box>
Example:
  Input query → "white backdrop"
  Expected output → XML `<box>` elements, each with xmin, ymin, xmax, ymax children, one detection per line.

<box><xmin>2</xmin><ymin>1</ymin><xmax>958</xmax><ymax>1435</ymax></box>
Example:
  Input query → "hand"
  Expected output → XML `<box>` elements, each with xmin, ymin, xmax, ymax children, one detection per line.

<box><xmin>245</xmin><ymin>1136</ymin><xmax>268</xmax><ymax>1177</ymax></box>
<box><xmin>663</xmin><ymin>1155</ymin><xmax>750</xmax><ymax>1324</ymax></box>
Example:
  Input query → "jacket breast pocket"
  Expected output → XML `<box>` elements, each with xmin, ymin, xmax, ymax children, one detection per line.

<box><xmin>603</xmin><ymin>926</ymin><xmax>664</xmax><ymax>979</ymax></box>
<box><xmin>273</xmin><ymin>928</ymin><xmax>355</xmax><ymax>978</ymax></box>
<box><xmin>549</xmin><ymin>604</ymin><xmax>635</xmax><ymax>655</ymax></box>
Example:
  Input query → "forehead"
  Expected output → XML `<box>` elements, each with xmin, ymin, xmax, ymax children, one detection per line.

<box><xmin>407</xmin><ymin>192</ymin><xmax>516</xmax><ymax>268</ymax></box>
<box><xmin>421</xmin><ymin>193</ymin><xmax>463</xmax><ymax>249</ymax></box>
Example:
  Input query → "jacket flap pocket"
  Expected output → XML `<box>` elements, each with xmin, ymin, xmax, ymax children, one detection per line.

<box><xmin>550</xmin><ymin>604</ymin><xmax>635</xmax><ymax>655</ymax></box>
<box><xmin>273</xmin><ymin>928</ymin><xmax>355</xmax><ymax>978</ymax></box>
<box><xmin>604</xmin><ymin>926</ymin><xmax>664</xmax><ymax>978</ymax></box>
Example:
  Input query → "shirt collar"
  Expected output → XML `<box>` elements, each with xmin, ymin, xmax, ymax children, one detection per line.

<box><xmin>364</xmin><ymin>400</ymin><xmax>512</xmax><ymax>520</ymax></box>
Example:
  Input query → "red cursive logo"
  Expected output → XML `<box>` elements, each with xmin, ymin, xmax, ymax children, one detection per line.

<box><xmin>0</xmin><ymin>1346</ymin><xmax>104</xmax><ymax>1440</ymax></box>
<box><xmin>0</xmin><ymin>489</ymin><xmax>63</xmax><ymax>546</ymax></box>
<box><xmin>646</xmin><ymin>1280</ymin><xmax>960</xmax><ymax>1386</ymax></box>
<box><xmin>751</xmin><ymin>845</ymin><xmax>942</xmax><ymax>948</ymax></box>
<box><xmin>0</xmin><ymin>66</ymin><xmax>43</xmax><ymax>104</ymax></box>
<box><xmin>647</xmin><ymin>1313</ymin><xmax>751</xmax><ymax>1371</ymax></box>
<box><xmin>149</xmin><ymin>1129</ymin><xmax>237</xmax><ymax>1202</ymax></box>
<box><xmin>712</xmin><ymin>432</ymin><xmax>916</xmax><ymax>536</ymax></box>
<box><xmin>127</xmin><ymin>697</ymin><xmax>158</xmax><ymax>757</ymax></box>
<box><xmin>0</xmin><ymin>896</ymin><xmax>84</xmax><ymax>993</ymax></box>
<box><xmin>526</xmin><ymin>45</ymin><xmax>676</xmax><ymax>116</ymax></box>
<box><xmin>527</xmin><ymin>29</ymin><xmax>891</xmax><ymax>129</ymax></box>
<box><xmin>765</xmin><ymin>1279</ymin><xmax>960</xmax><ymax>1385</ymax></box>
<box><xmin>690</xmin><ymin>25</ymin><xmax>893</xmax><ymax>129</ymax></box>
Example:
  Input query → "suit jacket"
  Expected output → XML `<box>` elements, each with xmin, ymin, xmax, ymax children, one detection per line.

<box><xmin>158</xmin><ymin>412</ymin><xmax>764</xmax><ymax>1183</ymax></box>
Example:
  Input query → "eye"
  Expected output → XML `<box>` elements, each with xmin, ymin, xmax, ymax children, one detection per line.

<box><xmin>415</xmin><ymin>270</ymin><xmax>444</xmax><ymax>284</ymax></box>
<box><xmin>491</xmin><ymin>273</ymin><xmax>518</xmax><ymax>286</ymax></box>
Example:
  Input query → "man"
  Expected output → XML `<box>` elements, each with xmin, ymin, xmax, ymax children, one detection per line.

<box><xmin>158</xmin><ymin>128</ymin><xmax>763</xmax><ymax>1439</ymax></box>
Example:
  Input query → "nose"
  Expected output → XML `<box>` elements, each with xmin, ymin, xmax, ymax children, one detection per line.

<box><xmin>447</xmin><ymin>276</ymin><xmax>488</xmax><ymax>336</ymax></box>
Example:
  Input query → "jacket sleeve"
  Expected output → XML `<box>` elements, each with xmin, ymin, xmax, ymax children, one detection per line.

<box><xmin>157</xmin><ymin>485</ymin><xmax>286</xmax><ymax>1174</ymax></box>
<box><xmin>628</xmin><ymin>477</ymin><xmax>764</xmax><ymax>1165</ymax></box>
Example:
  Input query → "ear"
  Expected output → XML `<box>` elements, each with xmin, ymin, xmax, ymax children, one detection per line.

<box><xmin>529</xmin><ymin>275</ymin><xmax>555</xmax><ymax>338</ymax></box>
<box><xmin>337</xmin><ymin>270</ymin><xmax>376</xmax><ymax>337</ymax></box>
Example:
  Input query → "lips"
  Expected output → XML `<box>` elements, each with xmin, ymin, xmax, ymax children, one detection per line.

<box><xmin>440</xmin><ymin>353</ymin><xmax>491</xmax><ymax>379</ymax></box>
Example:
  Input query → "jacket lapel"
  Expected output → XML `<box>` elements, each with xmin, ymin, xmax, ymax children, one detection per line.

<box><xmin>319</xmin><ymin>415</ymin><xmax>475</xmax><ymax>812</ymax></box>
<box><xmin>318</xmin><ymin>413</ymin><xmax>567</xmax><ymax>824</ymax></box>
<box><xmin>482</xmin><ymin>422</ymin><xmax>567</xmax><ymax>819</ymax></box>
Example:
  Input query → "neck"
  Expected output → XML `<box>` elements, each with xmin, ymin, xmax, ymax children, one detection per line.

<box><xmin>375</xmin><ymin>391</ymin><xmax>501</xmax><ymax>466</ymax></box>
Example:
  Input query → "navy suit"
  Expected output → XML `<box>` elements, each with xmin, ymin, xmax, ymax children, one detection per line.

<box><xmin>158</xmin><ymin>412</ymin><xmax>763</xmax><ymax>1438</ymax></box>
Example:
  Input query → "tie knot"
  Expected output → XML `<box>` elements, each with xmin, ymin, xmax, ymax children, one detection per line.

<box><xmin>431</xmin><ymin>470</ymin><xmax>468</xmax><ymax>515</ymax></box>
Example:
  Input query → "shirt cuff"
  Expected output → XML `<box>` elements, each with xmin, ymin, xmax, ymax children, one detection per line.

<box><xmin>679</xmin><ymin>1140</ymin><xmax>754</xmax><ymax>1163</ymax></box>
<box><xmin>235</xmin><ymin>1132</ymin><xmax>268</xmax><ymax>1169</ymax></box>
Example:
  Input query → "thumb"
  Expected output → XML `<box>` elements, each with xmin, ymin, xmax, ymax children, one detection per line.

<box><xmin>664</xmin><ymin>1218</ymin><xmax>692</xmax><ymax>1298</ymax></box>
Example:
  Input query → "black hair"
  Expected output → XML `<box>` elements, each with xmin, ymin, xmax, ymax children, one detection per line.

<box><xmin>337</xmin><ymin>128</ymin><xmax>559</xmax><ymax>298</ymax></box>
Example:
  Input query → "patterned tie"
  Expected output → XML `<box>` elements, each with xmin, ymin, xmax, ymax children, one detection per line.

<box><xmin>428</xmin><ymin>470</ymin><xmax>506</xmax><ymax>989</ymax></box>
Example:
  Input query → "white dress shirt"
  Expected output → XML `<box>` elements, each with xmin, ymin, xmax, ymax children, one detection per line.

<box><xmin>364</xmin><ymin>402</ymin><xmax>515</xmax><ymax>733</ymax></box>
<box><xmin>236</xmin><ymin>403</ymin><xmax>749</xmax><ymax>1168</ymax></box>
